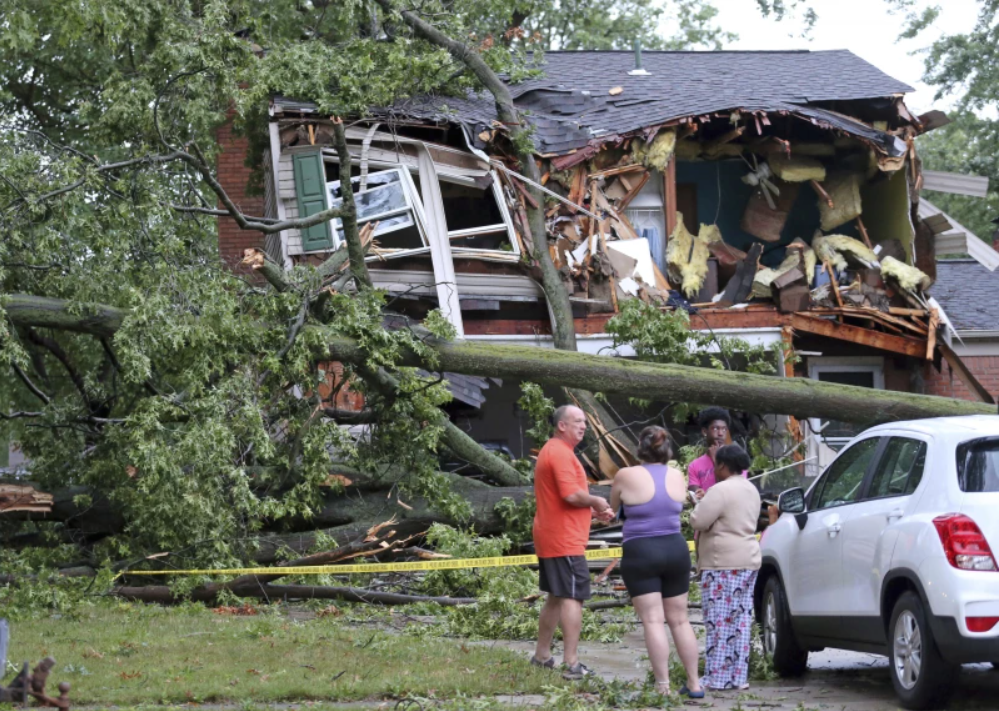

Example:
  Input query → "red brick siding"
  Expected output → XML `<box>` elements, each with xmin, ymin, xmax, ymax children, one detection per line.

<box><xmin>924</xmin><ymin>355</ymin><xmax>999</xmax><ymax>402</ymax></box>
<box><xmin>216</xmin><ymin>121</ymin><xmax>264</xmax><ymax>269</ymax></box>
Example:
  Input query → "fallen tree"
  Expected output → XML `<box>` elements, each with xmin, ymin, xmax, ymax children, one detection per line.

<box><xmin>4</xmin><ymin>294</ymin><xmax>990</xmax><ymax>427</ymax></box>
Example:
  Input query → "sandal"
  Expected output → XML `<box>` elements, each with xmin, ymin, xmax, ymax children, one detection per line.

<box><xmin>680</xmin><ymin>684</ymin><xmax>706</xmax><ymax>699</ymax></box>
<box><xmin>655</xmin><ymin>680</ymin><xmax>671</xmax><ymax>695</ymax></box>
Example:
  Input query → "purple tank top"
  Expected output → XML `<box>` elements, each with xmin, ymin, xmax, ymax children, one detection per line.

<box><xmin>621</xmin><ymin>464</ymin><xmax>683</xmax><ymax>542</ymax></box>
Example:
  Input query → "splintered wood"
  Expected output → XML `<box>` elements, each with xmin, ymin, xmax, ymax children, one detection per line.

<box><xmin>0</xmin><ymin>484</ymin><xmax>54</xmax><ymax>515</ymax></box>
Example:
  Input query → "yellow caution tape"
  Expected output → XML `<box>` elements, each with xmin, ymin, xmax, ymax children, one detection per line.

<box><xmin>118</xmin><ymin>546</ymin><xmax>628</xmax><ymax>579</ymax></box>
<box><xmin>118</xmin><ymin>539</ymin><xmax>712</xmax><ymax>579</ymax></box>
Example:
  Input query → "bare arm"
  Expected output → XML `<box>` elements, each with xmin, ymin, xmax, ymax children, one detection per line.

<box><xmin>564</xmin><ymin>489</ymin><xmax>611</xmax><ymax>513</ymax></box>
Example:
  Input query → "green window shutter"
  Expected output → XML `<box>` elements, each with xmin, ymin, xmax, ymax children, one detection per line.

<box><xmin>292</xmin><ymin>150</ymin><xmax>334</xmax><ymax>252</ymax></box>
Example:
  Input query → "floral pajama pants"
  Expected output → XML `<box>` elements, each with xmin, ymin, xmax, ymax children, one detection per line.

<box><xmin>700</xmin><ymin>569</ymin><xmax>758</xmax><ymax>690</ymax></box>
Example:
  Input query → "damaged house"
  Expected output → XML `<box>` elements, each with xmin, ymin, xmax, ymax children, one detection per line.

<box><xmin>216</xmin><ymin>48</ymin><xmax>998</xmax><ymax>474</ymax></box>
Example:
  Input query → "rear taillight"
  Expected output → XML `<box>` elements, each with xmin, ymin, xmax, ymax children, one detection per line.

<box><xmin>967</xmin><ymin>617</ymin><xmax>999</xmax><ymax>633</ymax></box>
<box><xmin>933</xmin><ymin>514</ymin><xmax>998</xmax><ymax>572</ymax></box>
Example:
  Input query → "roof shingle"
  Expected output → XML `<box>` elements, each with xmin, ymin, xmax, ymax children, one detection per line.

<box><xmin>932</xmin><ymin>259</ymin><xmax>999</xmax><ymax>331</ymax></box>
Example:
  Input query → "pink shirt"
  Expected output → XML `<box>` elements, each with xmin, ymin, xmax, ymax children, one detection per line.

<box><xmin>687</xmin><ymin>454</ymin><xmax>749</xmax><ymax>491</ymax></box>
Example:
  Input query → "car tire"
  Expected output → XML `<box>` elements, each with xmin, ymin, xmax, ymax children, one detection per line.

<box><xmin>887</xmin><ymin>591</ymin><xmax>958</xmax><ymax>710</ymax></box>
<box><xmin>761</xmin><ymin>575</ymin><xmax>808</xmax><ymax>677</ymax></box>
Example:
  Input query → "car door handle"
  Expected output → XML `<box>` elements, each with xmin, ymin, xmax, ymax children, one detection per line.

<box><xmin>827</xmin><ymin>522</ymin><xmax>842</xmax><ymax>535</ymax></box>
<box><xmin>887</xmin><ymin>508</ymin><xmax>904</xmax><ymax>521</ymax></box>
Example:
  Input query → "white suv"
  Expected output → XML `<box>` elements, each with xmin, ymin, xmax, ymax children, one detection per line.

<box><xmin>757</xmin><ymin>416</ymin><xmax>999</xmax><ymax>710</ymax></box>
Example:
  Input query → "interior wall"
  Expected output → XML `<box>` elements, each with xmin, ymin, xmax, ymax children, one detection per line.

<box><xmin>675</xmin><ymin>159</ymin><xmax>824</xmax><ymax>267</ymax></box>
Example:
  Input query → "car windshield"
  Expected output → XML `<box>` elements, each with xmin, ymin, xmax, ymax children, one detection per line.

<box><xmin>956</xmin><ymin>437</ymin><xmax>999</xmax><ymax>493</ymax></box>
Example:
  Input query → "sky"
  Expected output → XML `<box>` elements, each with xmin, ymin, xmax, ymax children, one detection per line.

<box><xmin>714</xmin><ymin>0</ymin><xmax>982</xmax><ymax>115</ymax></box>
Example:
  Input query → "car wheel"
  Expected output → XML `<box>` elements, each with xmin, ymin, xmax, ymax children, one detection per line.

<box><xmin>888</xmin><ymin>591</ymin><xmax>958</xmax><ymax>710</ymax></box>
<box><xmin>762</xmin><ymin>575</ymin><xmax>808</xmax><ymax>677</ymax></box>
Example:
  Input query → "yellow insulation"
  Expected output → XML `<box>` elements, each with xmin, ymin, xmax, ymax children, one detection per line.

<box><xmin>812</xmin><ymin>234</ymin><xmax>878</xmax><ymax>272</ymax></box>
<box><xmin>666</xmin><ymin>214</ymin><xmax>714</xmax><ymax>297</ymax></box>
<box><xmin>768</xmin><ymin>154</ymin><xmax>826</xmax><ymax>182</ymax></box>
<box><xmin>881</xmin><ymin>256</ymin><xmax>932</xmax><ymax>292</ymax></box>
<box><xmin>632</xmin><ymin>129</ymin><xmax>677</xmax><ymax>172</ymax></box>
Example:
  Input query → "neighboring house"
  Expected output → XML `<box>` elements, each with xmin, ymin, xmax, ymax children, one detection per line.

<box><xmin>215</xmin><ymin>49</ymin><xmax>996</xmax><ymax>465</ymax></box>
<box><xmin>928</xmin><ymin>252</ymin><xmax>999</xmax><ymax>400</ymax></box>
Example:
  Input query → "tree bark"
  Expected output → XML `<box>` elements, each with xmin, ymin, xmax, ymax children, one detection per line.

<box><xmin>325</xmin><ymin>336</ymin><xmax>994</xmax><ymax>426</ymax></box>
<box><xmin>2</xmin><ymin>295</ymin><xmax>125</xmax><ymax>337</ymax></box>
<box><xmin>4</xmin><ymin>294</ymin><xmax>991</xmax><ymax>427</ymax></box>
<box><xmin>111</xmin><ymin>583</ymin><xmax>479</xmax><ymax>606</ymax></box>
<box><xmin>331</xmin><ymin>120</ymin><xmax>372</xmax><ymax>289</ymax></box>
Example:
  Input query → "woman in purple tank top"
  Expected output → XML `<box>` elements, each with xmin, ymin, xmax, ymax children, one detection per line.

<box><xmin>610</xmin><ymin>427</ymin><xmax>703</xmax><ymax>699</ymax></box>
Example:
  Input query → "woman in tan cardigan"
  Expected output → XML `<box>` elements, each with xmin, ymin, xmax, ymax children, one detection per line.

<box><xmin>690</xmin><ymin>444</ymin><xmax>761</xmax><ymax>691</ymax></box>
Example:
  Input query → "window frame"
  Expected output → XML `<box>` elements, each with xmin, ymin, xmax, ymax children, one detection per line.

<box><xmin>808</xmin><ymin>436</ymin><xmax>885</xmax><ymax>511</ymax></box>
<box><xmin>807</xmin><ymin>358</ymin><xmax>885</xmax><ymax>451</ymax></box>
<box><xmin>325</xmin><ymin>167</ymin><xmax>431</xmax><ymax>255</ymax></box>
<box><xmin>862</xmin><ymin>436</ymin><xmax>929</xmax><ymax>502</ymax></box>
<box><xmin>321</xmin><ymin>151</ymin><xmax>520</xmax><ymax>262</ymax></box>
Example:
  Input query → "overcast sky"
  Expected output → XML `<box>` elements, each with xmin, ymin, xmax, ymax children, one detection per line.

<box><xmin>713</xmin><ymin>0</ymin><xmax>981</xmax><ymax>115</ymax></box>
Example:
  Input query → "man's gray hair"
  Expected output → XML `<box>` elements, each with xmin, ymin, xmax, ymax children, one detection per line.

<box><xmin>552</xmin><ymin>405</ymin><xmax>576</xmax><ymax>426</ymax></box>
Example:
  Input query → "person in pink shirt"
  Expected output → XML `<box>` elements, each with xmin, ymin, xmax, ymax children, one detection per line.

<box><xmin>688</xmin><ymin>408</ymin><xmax>748</xmax><ymax>500</ymax></box>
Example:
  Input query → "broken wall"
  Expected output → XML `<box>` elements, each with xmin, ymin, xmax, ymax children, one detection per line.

<box><xmin>676</xmin><ymin>159</ymin><xmax>822</xmax><ymax>268</ymax></box>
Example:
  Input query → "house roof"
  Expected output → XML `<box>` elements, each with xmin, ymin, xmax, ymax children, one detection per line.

<box><xmin>932</xmin><ymin>259</ymin><xmax>999</xmax><ymax>331</ymax></box>
<box><xmin>273</xmin><ymin>49</ymin><xmax>914</xmax><ymax>156</ymax></box>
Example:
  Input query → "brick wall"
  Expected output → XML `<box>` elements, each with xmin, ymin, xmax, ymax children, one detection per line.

<box><xmin>924</xmin><ymin>355</ymin><xmax>999</xmax><ymax>402</ymax></box>
<box><xmin>216</xmin><ymin>121</ymin><xmax>265</xmax><ymax>269</ymax></box>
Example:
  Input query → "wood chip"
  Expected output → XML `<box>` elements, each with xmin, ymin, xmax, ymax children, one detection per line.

<box><xmin>608</xmin><ymin>86</ymin><xmax>624</xmax><ymax>96</ymax></box>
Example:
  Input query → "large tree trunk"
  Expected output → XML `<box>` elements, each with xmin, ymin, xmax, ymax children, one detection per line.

<box><xmin>324</xmin><ymin>336</ymin><xmax>994</xmax><ymax>426</ymax></box>
<box><xmin>4</xmin><ymin>294</ymin><xmax>990</xmax><ymax>427</ymax></box>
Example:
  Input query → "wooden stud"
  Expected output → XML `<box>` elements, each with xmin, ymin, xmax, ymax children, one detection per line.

<box><xmin>823</xmin><ymin>259</ymin><xmax>845</xmax><ymax>309</ymax></box>
<box><xmin>810</xmin><ymin>179</ymin><xmax>834</xmax><ymax>208</ymax></box>
<box><xmin>926</xmin><ymin>308</ymin><xmax>940</xmax><ymax>361</ymax></box>
<box><xmin>789</xmin><ymin>313</ymin><xmax>927</xmax><ymax>359</ymax></box>
<box><xmin>856</xmin><ymin>216</ymin><xmax>873</xmax><ymax>250</ymax></box>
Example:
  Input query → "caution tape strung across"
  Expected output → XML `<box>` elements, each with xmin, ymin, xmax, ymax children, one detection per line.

<box><xmin>118</xmin><ymin>541</ymin><xmax>702</xmax><ymax>579</ymax></box>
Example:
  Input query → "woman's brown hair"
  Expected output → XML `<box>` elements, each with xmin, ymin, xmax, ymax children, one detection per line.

<box><xmin>637</xmin><ymin>426</ymin><xmax>672</xmax><ymax>464</ymax></box>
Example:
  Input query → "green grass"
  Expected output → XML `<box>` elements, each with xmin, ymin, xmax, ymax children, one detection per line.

<box><xmin>5</xmin><ymin>603</ymin><xmax>562</xmax><ymax>706</ymax></box>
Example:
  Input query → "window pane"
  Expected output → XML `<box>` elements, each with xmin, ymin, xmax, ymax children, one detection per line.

<box><xmin>812</xmin><ymin>437</ymin><xmax>880</xmax><ymax>510</ymax></box>
<box><xmin>867</xmin><ymin>438</ymin><xmax>926</xmax><ymax>499</ymax></box>
<box><xmin>957</xmin><ymin>438</ymin><xmax>999</xmax><ymax>493</ymax></box>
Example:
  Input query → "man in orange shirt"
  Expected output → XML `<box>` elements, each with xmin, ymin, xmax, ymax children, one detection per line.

<box><xmin>531</xmin><ymin>405</ymin><xmax>613</xmax><ymax>680</ymax></box>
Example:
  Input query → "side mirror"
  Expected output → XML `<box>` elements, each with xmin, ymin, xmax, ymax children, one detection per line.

<box><xmin>778</xmin><ymin>487</ymin><xmax>806</xmax><ymax>515</ymax></box>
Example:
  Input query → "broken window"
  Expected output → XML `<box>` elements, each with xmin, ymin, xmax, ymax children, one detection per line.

<box><xmin>326</xmin><ymin>168</ymin><xmax>428</xmax><ymax>252</ymax></box>
<box><xmin>440</xmin><ymin>176</ymin><xmax>517</xmax><ymax>253</ymax></box>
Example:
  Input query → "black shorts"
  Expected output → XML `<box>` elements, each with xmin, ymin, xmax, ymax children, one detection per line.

<box><xmin>620</xmin><ymin>533</ymin><xmax>691</xmax><ymax>599</ymax></box>
<box><xmin>538</xmin><ymin>556</ymin><xmax>591</xmax><ymax>600</ymax></box>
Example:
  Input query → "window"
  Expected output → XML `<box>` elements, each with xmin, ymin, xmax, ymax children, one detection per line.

<box><xmin>956</xmin><ymin>438</ymin><xmax>999</xmax><ymax>493</ymax></box>
<box><xmin>327</xmin><ymin>169</ymin><xmax>427</xmax><ymax>252</ymax></box>
<box><xmin>867</xmin><ymin>437</ymin><xmax>927</xmax><ymax>499</ymax></box>
<box><xmin>808</xmin><ymin>359</ymin><xmax>885</xmax><ymax>451</ymax></box>
<box><xmin>440</xmin><ymin>178</ymin><xmax>512</xmax><ymax>251</ymax></box>
<box><xmin>811</xmin><ymin>437</ymin><xmax>880</xmax><ymax>510</ymax></box>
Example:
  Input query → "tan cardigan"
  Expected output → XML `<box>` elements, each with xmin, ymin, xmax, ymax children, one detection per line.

<box><xmin>690</xmin><ymin>475</ymin><xmax>761</xmax><ymax>572</ymax></box>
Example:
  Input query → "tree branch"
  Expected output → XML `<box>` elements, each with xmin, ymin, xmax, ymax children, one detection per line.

<box><xmin>332</xmin><ymin>119</ymin><xmax>372</xmax><ymax>288</ymax></box>
<box><xmin>11</xmin><ymin>361</ymin><xmax>52</xmax><ymax>405</ymax></box>
<box><xmin>23</xmin><ymin>328</ymin><xmax>93</xmax><ymax>410</ymax></box>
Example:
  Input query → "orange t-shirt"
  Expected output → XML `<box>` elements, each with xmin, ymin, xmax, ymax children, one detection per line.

<box><xmin>532</xmin><ymin>438</ymin><xmax>591</xmax><ymax>558</ymax></box>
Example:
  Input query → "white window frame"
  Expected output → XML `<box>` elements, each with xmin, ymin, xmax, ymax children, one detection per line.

<box><xmin>326</xmin><ymin>168</ymin><xmax>431</xmax><ymax>256</ymax></box>
<box><xmin>808</xmin><ymin>357</ymin><xmax>885</xmax><ymax>450</ymax></box>
<box><xmin>322</xmin><ymin>150</ymin><xmax>519</xmax><ymax>262</ymax></box>
<box><xmin>443</xmin><ymin>173</ymin><xmax>521</xmax><ymax>259</ymax></box>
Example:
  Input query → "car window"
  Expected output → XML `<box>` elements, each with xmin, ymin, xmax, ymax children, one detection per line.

<box><xmin>867</xmin><ymin>437</ymin><xmax>927</xmax><ymax>499</ymax></box>
<box><xmin>956</xmin><ymin>438</ymin><xmax>999</xmax><ymax>493</ymax></box>
<box><xmin>811</xmin><ymin>437</ymin><xmax>880</xmax><ymax>510</ymax></box>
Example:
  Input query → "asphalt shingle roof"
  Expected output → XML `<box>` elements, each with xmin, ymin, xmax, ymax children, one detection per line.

<box><xmin>274</xmin><ymin>49</ymin><xmax>914</xmax><ymax>155</ymax></box>
<box><xmin>932</xmin><ymin>259</ymin><xmax>999</xmax><ymax>331</ymax></box>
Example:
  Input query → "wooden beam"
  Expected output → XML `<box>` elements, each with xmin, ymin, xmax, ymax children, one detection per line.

<box><xmin>664</xmin><ymin>158</ymin><xmax>677</xmax><ymax>241</ymax></box>
<box><xmin>617</xmin><ymin>171</ymin><xmax>651</xmax><ymax>211</ymax></box>
<box><xmin>789</xmin><ymin>313</ymin><xmax>927</xmax><ymax>358</ymax></box>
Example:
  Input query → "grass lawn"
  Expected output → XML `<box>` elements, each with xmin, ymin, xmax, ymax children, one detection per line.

<box><xmin>5</xmin><ymin>603</ymin><xmax>561</xmax><ymax>706</ymax></box>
